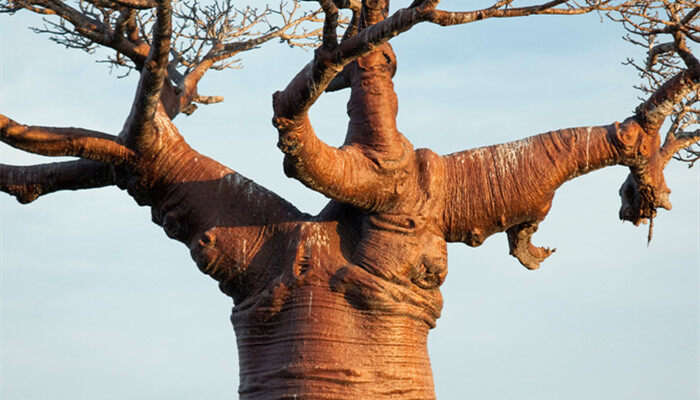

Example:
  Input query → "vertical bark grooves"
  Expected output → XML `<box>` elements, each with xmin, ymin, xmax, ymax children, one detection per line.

<box><xmin>229</xmin><ymin>213</ymin><xmax>440</xmax><ymax>400</ymax></box>
<box><xmin>345</xmin><ymin>44</ymin><xmax>401</xmax><ymax>154</ymax></box>
<box><xmin>234</xmin><ymin>287</ymin><xmax>435</xmax><ymax>399</ymax></box>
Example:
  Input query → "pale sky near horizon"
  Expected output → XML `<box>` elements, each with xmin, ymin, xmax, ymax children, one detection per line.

<box><xmin>1</xmin><ymin>1</ymin><xmax>698</xmax><ymax>399</ymax></box>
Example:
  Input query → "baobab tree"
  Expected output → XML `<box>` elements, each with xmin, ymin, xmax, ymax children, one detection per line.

<box><xmin>1</xmin><ymin>0</ymin><xmax>698</xmax><ymax>399</ymax></box>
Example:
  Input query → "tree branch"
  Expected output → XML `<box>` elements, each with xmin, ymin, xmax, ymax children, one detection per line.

<box><xmin>108</xmin><ymin>0</ymin><xmax>155</xmax><ymax>9</ymax></box>
<box><xmin>121</xmin><ymin>0</ymin><xmax>171</xmax><ymax>149</ymax></box>
<box><xmin>273</xmin><ymin>0</ymin><xmax>619</xmax><ymax>211</ymax></box>
<box><xmin>274</xmin><ymin>3</ymin><xmax>416</xmax><ymax>212</ymax></box>
<box><xmin>635</xmin><ymin>69</ymin><xmax>699</xmax><ymax>132</ymax></box>
<box><xmin>156</xmin><ymin>2</ymin><xmax>323</xmax><ymax>118</ymax></box>
<box><xmin>0</xmin><ymin>160</ymin><xmax>115</xmax><ymax>204</ymax></box>
<box><xmin>8</xmin><ymin>0</ymin><xmax>149</xmax><ymax>66</ymax></box>
<box><xmin>0</xmin><ymin>115</ymin><xmax>135</xmax><ymax>165</ymax></box>
<box><xmin>441</xmin><ymin>120</ymin><xmax>668</xmax><ymax>269</ymax></box>
<box><xmin>273</xmin><ymin>0</ymin><xmax>618</xmax><ymax>120</ymax></box>
<box><xmin>5</xmin><ymin>1</ymin><xmax>324</xmax><ymax>118</ymax></box>
<box><xmin>660</xmin><ymin>129</ymin><xmax>700</xmax><ymax>166</ymax></box>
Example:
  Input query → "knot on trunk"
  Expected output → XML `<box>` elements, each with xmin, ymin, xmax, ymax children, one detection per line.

<box><xmin>613</xmin><ymin>119</ymin><xmax>661</xmax><ymax>166</ymax></box>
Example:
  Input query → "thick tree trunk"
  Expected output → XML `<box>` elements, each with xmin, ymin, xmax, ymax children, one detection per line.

<box><xmin>223</xmin><ymin>200</ymin><xmax>442</xmax><ymax>399</ymax></box>
<box><xmin>233</xmin><ymin>284</ymin><xmax>435</xmax><ymax>399</ymax></box>
<box><xmin>126</xmin><ymin>122</ymin><xmax>440</xmax><ymax>399</ymax></box>
<box><xmin>228</xmin><ymin>207</ymin><xmax>441</xmax><ymax>399</ymax></box>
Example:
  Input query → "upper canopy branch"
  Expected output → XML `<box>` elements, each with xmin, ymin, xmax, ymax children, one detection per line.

<box><xmin>107</xmin><ymin>0</ymin><xmax>155</xmax><ymax>9</ymax></box>
<box><xmin>3</xmin><ymin>1</ymin><xmax>325</xmax><ymax>117</ymax></box>
<box><xmin>274</xmin><ymin>0</ymin><xmax>628</xmax><ymax>119</ymax></box>
<box><xmin>635</xmin><ymin>69</ymin><xmax>699</xmax><ymax>132</ymax></box>
<box><xmin>420</xmin><ymin>0</ymin><xmax>635</xmax><ymax>26</ymax></box>
<box><xmin>2</xmin><ymin>0</ymin><xmax>149</xmax><ymax>65</ymax></box>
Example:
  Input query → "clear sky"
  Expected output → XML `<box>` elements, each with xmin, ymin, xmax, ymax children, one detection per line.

<box><xmin>1</xmin><ymin>1</ymin><xmax>698</xmax><ymax>399</ymax></box>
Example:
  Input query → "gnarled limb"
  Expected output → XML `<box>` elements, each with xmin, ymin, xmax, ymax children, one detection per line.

<box><xmin>0</xmin><ymin>115</ymin><xmax>134</xmax><ymax>165</ymax></box>
<box><xmin>273</xmin><ymin>112</ymin><xmax>409</xmax><ymax>212</ymax></box>
<box><xmin>441</xmin><ymin>1</ymin><xmax>698</xmax><ymax>264</ymax></box>
<box><xmin>0</xmin><ymin>160</ymin><xmax>115</xmax><ymax>204</ymax></box>
<box><xmin>442</xmin><ymin>102</ymin><xmax>693</xmax><ymax>268</ymax></box>
<box><xmin>274</xmin><ymin>1</ymin><xmax>414</xmax><ymax>212</ymax></box>
<box><xmin>618</xmin><ymin>39</ymin><xmax>698</xmax><ymax>227</ymax></box>
<box><xmin>441</xmin><ymin>121</ymin><xmax>659</xmax><ymax>268</ymax></box>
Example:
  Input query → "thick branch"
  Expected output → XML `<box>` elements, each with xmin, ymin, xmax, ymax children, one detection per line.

<box><xmin>442</xmin><ymin>120</ymin><xmax>662</xmax><ymax>268</ymax></box>
<box><xmin>0</xmin><ymin>160</ymin><xmax>114</xmax><ymax>204</ymax></box>
<box><xmin>274</xmin><ymin>0</ymin><xmax>612</xmax><ymax>211</ymax></box>
<box><xmin>636</xmin><ymin>69</ymin><xmax>700</xmax><ymax>132</ymax></box>
<box><xmin>0</xmin><ymin>115</ymin><xmax>134</xmax><ymax>164</ymax></box>
<box><xmin>109</xmin><ymin>0</ymin><xmax>155</xmax><ymax>9</ymax></box>
<box><xmin>122</xmin><ymin>0</ymin><xmax>171</xmax><ymax>149</ymax></box>
<box><xmin>274</xmin><ymin>5</ymin><xmax>414</xmax><ymax>212</ymax></box>
<box><xmin>274</xmin><ymin>114</ymin><xmax>410</xmax><ymax>212</ymax></box>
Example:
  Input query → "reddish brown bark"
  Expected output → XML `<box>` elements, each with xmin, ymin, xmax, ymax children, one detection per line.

<box><xmin>2</xmin><ymin>0</ymin><xmax>698</xmax><ymax>399</ymax></box>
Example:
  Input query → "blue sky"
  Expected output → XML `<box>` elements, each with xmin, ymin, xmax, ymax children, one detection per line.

<box><xmin>1</xmin><ymin>2</ymin><xmax>698</xmax><ymax>399</ymax></box>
